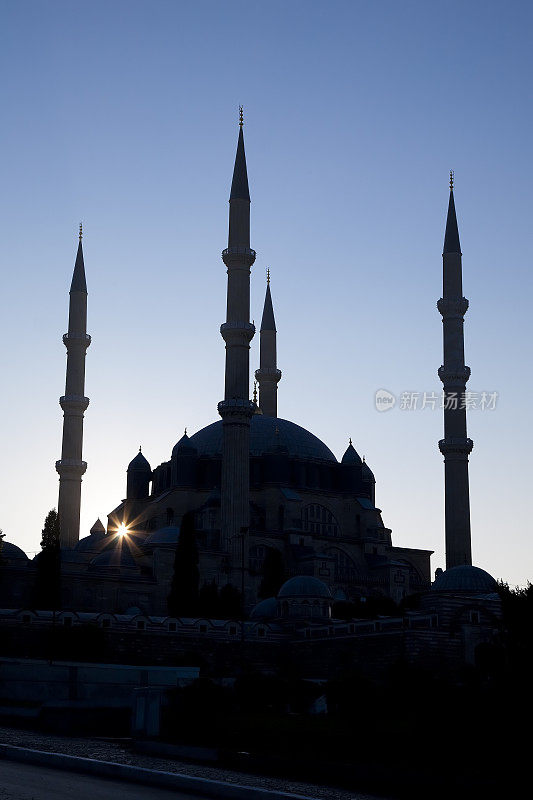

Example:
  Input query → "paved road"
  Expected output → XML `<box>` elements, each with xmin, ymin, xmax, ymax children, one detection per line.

<box><xmin>0</xmin><ymin>759</ymin><xmax>207</xmax><ymax>800</ymax></box>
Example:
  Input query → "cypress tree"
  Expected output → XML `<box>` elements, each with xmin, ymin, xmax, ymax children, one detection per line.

<box><xmin>219</xmin><ymin>583</ymin><xmax>242</xmax><ymax>619</ymax></box>
<box><xmin>33</xmin><ymin>509</ymin><xmax>61</xmax><ymax>610</ymax></box>
<box><xmin>168</xmin><ymin>511</ymin><xmax>199</xmax><ymax>616</ymax></box>
<box><xmin>258</xmin><ymin>547</ymin><xmax>285</xmax><ymax>599</ymax></box>
<box><xmin>198</xmin><ymin>580</ymin><xmax>219</xmax><ymax>617</ymax></box>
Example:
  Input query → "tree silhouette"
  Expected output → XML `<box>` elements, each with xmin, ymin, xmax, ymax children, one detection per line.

<box><xmin>258</xmin><ymin>547</ymin><xmax>285</xmax><ymax>599</ymax></box>
<box><xmin>0</xmin><ymin>530</ymin><xmax>6</xmax><ymax>567</ymax></box>
<box><xmin>168</xmin><ymin>511</ymin><xmax>199</xmax><ymax>616</ymax></box>
<box><xmin>219</xmin><ymin>583</ymin><xmax>242</xmax><ymax>618</ymax></box>
<box><xmin>198</xmin><ymin>580</ymin><xmax>219</xmax><ymax>617</ymax></box>
<box><xmin>32</xmin><ymin>509</ymin><xmax>61</xmax><ymax>610</ymax></box>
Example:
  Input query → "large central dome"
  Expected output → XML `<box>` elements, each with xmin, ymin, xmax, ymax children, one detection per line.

<box><xmin>189</xmin><ymin>416</ymin><xmax>337</xmax><ymax>462</ymax></box>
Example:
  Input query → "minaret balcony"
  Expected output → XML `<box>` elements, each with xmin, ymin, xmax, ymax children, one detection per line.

<box><xmin>255</xmin><ymin>367</ymin><xmax>282</xmax><ymax>383</ymax></box>
<box><xmin>438</xmin><ymin>437</ymin><xmax>474</xmax><ymax>456</ymax></box>
<box><xmin>59</xmin><ymin>395</ymin><xmax>90</xmax><ymax>414</ymax></box>
<box><xmin>437</xmin><ymin>297</ymin><xmax>469</xmax><ymax>319</ymax></box>
<box><xmin>438</xmin><ymin>365</ymin><xmax>471</xmax><ymax>385</ymax></box>
<box><xmin>63</xmin><ymin>332</ymin><xmax>91</xmax><ymax>349</ymax></box>
<box><xmin>218</xmin><ymin>399</ymin><xmax>255</xmax><ymax>420</ymax></box>
<box><xmin>220</xmin><ymin>321</ymin><xmax>255</xmax><ymax>345</ymax></box>
<box><xmin>222</xmin><ymin>246</ymin><xmax>256</xmax><ymax>268</ymax></box>
<box><xmin>55</xmin><ymin>458</ymin><xmax>87</xmax><ymax>476</ymax></box>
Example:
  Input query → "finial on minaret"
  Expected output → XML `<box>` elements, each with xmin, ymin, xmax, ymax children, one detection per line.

<box><xmin>79</xmin><ymin>222</ymin><xmax>83</xmax><ymax>242</ymax></box>
<box><xmin>184</xmin><ymin>427</ymin><xmax>187</xmax><ymax>436</ymax></box>
<box><xmin>139</xmin><ymin>445</ymin><xmax>142</xmax><ymax>453</ymax></box>
<box><xmin>239</xmin><ymin>105</ymin><xmax>244</xmax><ymax>127</ymax></box>
<box><xmin>266</xmin><ymin>267</ymin><xmax>270</xmax><ymax>285</ymax></box>
<box><xmin>253</xmin><ymin>381</ymin><xmax>258</xmax><ymax>404</ymax></box>
<box><xmin>349</xmin><ymin>437</ymin><xmax>352</xmax><ymax>446</ymax></box>
<box><xmin>449</xmin><ymin>170</ymin><xmax>454</xmax><ymax>191</ymax></box>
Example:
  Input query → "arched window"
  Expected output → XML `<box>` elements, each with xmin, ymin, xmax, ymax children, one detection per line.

<box><xmin>249</xmin><ymin>545</ymin><xmax>266</xmax><ymax>573</ymax></box>
<box><xmin>324</xmin><ymin>548</ymin><xmax>357</xmax><ymax>581</ymax></box>
<box><xmin>166</xmin><ymin>508</ymin><xmax>174</xmax><ymax>526</ymax></box>
<box><xmin>302</xmin><ymin>504</ymin><xmax>339</xmax><ymax>537</ymax></box>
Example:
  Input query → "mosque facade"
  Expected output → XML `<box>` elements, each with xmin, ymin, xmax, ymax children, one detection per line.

<box><xmin>0</xmin><ymin>119</ymin><xmax>500</xmax><ymax>664</ymax></box>
<box><xmin>54</xmin><ymin>118</ymin><xmax>433</xmax><ymax>616</ymax></box>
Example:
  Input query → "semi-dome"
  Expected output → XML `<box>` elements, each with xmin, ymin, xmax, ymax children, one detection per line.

<box><xmin>432</xmin><ymin>565</ymin><xmax>497</xmax><ymax>594</ymax></box>
<box><xmin>1</xmin><ymin>541</ymin><xmax>28</xmax><ymax>561</ymax></box>
<box><xmin>250</xmin><ymin>596</ymin><xmax>278</xmax><ymax>619</ymax></box>
<box><xmin>128</xmin><ymin>449</ymin><xmax>151</xmax><ymax>472</ymax></box>
<box><xmin>278</xmin><ymin>576</ymin><xmax>332</xmax><ymax>599</ymax></box>
<box><xmin>143</xmin><ymin>526</ymin><xmax>180</xmax><ymax>547</ymax></box>
<box><xmin>189</xmin><ymin>416</ymin><xmax>337</xmax><ymax>463</ymax></box>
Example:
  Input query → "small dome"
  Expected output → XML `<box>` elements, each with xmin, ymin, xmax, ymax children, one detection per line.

<box><xmin>125</xmin><ymin>606</ymin><xmax>142</xmax><ymax>616</ymax></box>
<box><xmin>362</xmin><ymin>458</ymin><xmax>375</xmax><ymax>481</ymax></box>
<box><xmin>90</xmin><ymin>539</ymin><xmax>139</xmax><ymax>570</ymax></box>
<box><xmin>432</xmin><ymin>565</ymin><xmax>497</xmax><ymax>594</ymax></box>
<box><xmin>1</xmin><ymin>541</ymin><xmax>28</xmax><ymax>561</ymax></box>
<box><xmin>172</xmin><ymin>431</ymin><xmax>198</xmax><ymax>458</ymax></box>
<box><xmin>342</xmin><ymin>441</ymin><xmax>362</xmax><ymax>465</ymax></box>
<box><xmin>333</xmin><ymin>588</ymin><xmax>348</xmax><ymax>601</ymax></box>
<box><xmin>250</xmin><ymin>597</ymin><xmax>278</xmax><ymax>619</ymax></box>
<box><xmin>128</xmin><ymin>449</ymin><xmax>151</xmax><ymax>472</ymax></box>
<box><xmin>73</xmin><ymin>533</ymin><xmax>108</xmax><ymax>553</ymax></box>
<box><xmin>278</xmin><ymin>576</ymin><xmax>332</xmax><ymax>599</ymax></box>
<box><xmin>143</xmin><ymin>526</ymin><xmax>180</xmax><ymax>547</ymax></box>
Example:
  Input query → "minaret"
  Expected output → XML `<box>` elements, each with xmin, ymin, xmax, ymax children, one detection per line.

<box><xmin>55</xmin><ymin>225</ymin><xmax>91</xmax><ymax>548</ymax></box>
<box><xmin>218</xmin><ymin>108</ymin><xmax>256</xmax><ymax>561</ymax></box>
<box><xmin>255</xmin><ymin>270</ymin><xmax>282</xmax><ymax>417</ymax></box>
<box><xmin>437</xmin><ymin>173</ymin><xmax>473</xmax><ymax>569</ymax></box>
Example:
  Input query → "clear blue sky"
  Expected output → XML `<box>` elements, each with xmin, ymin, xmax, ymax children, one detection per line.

<box><xmin>1</xmin><ymin>0</ymin><xmax>531</xmax><ymax>586</ymax></box>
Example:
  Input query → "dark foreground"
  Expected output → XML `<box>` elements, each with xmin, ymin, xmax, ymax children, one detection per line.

<box><xmin>0</xmin><ymin>759</ymin><xmax>202</xmax><ymax>800</ymax></box>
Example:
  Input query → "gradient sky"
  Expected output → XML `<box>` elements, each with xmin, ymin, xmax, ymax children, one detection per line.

<box><xmin>1</xmin><ymin>0</ymin><xmax>531</xmax><ymax>586</ymax></box>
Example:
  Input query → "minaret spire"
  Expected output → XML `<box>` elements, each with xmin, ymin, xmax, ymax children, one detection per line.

<box><xmin>55</xmin><ymin>228</ymin><xmax>91</xmax><ymax>548</ymax></box>
<box><xmin>218</xmin><ymin>114</ymin><xmax>256</xmax><ymax>576</ymax></box>
<box><xmin>255</xmin><ymin>271</ymin><xmax>282</xmax><ymax>417</ymax></box>
<box><xmin>437</xmin><ymin>176</ymin><xmax>473</xmax><ymax>569</ymax></box>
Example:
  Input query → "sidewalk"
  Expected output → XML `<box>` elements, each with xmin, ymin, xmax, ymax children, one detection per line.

<box><xmin>0</xmin><ymin>727</ymin><xmax>375</xmax><ymax>800</ymax></box>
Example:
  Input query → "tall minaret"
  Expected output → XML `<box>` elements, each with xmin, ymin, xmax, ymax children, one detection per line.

<box><xmin>437</xmin><ymin>173</ymin><xmax>473</xmax><ymax>569</ymax></box>
<box><xmin>218</xmin><ymin>109</ymin><xmax>256</xmax><ymax>560</ymax></box>
<box><xmin>55</xmin><ymin>225</ymin><xmax>91</xmax><ymax>548</ymax></box>
<box><xmin>255</xmin><ymin>270</ymin><xmax>282</xmax><ymax>417</ymax></box>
